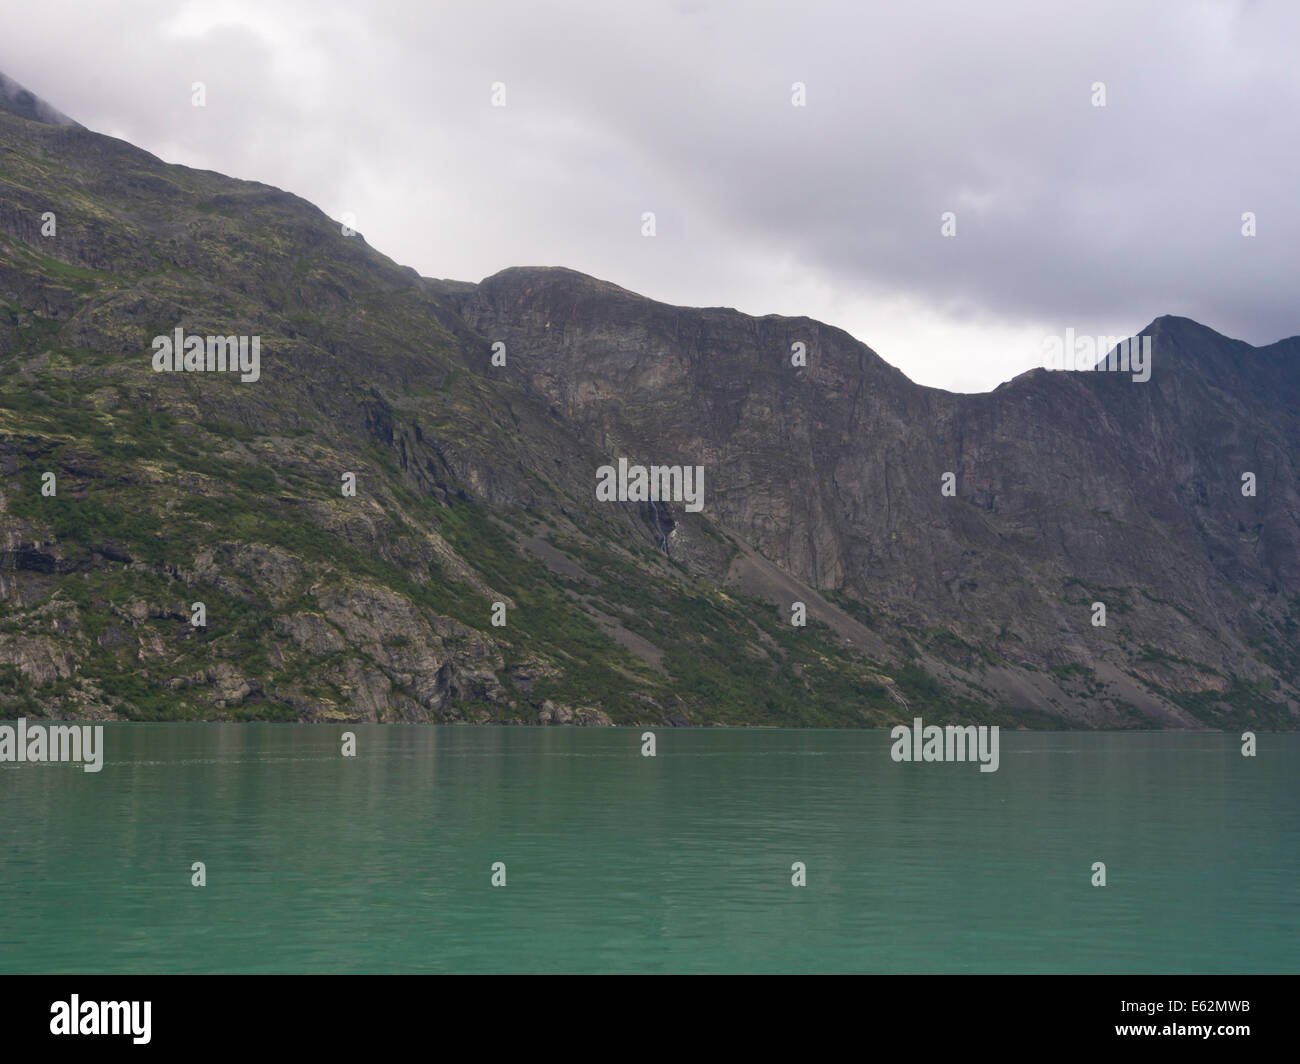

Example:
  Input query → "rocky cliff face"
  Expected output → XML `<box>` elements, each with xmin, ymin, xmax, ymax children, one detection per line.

<box><xmin>0</xmin><ymin>84</ymin><xmax>1296</xmax><ymax>728</ymax></box>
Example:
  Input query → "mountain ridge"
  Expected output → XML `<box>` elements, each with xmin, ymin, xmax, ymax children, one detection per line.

<box><xmin>1</xmin><ymin>84</ymin><xmax>1296</xmax><ymax>729</ymax></box>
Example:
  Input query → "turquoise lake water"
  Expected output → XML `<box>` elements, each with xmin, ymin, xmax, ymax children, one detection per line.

<box><xmin>1</xmin><ymin>725</ymin><xmax>1295</xmax><ymax>973</ymax></box>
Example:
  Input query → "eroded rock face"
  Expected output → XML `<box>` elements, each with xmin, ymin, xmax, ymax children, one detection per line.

<box><xmin>0</xmin><ymin>90</ymin><xmax>1295</xmax><ymax>728</ymax></box>
<box><xmin>440</xmin><ymin>268</ymin><xmax>1300</xmax><ymax>724</ymax></box>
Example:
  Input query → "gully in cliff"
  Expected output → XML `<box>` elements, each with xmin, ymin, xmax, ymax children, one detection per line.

<box><xmin>595</xmin><ymin>458</ymin><xmax>704</xmax><ymax>513</ymax></box>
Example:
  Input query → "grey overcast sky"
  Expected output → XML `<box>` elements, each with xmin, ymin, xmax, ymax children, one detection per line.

<box><xmin>3</xmin><ymin>0</ymin><xmax>1297</xmax><ymax>391</ymax></box>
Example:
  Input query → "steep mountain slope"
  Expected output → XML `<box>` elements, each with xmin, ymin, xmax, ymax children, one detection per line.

<box><xmin>1</xmin><ymin>85</ymin><xmax>1296</xmax><ymax>728</ymax></box>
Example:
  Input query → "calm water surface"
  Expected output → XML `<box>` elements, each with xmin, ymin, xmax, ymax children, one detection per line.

<box><xmin>1</xmin><ymin>725</ymin><xmax>1295</xmax><ymax>973</ymax></box>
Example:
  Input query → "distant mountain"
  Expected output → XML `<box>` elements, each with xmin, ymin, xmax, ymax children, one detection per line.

<box><xmin>1</xmin><ymin>79</ymin><xmax>1296</xmax><ymax>728</ymax></box>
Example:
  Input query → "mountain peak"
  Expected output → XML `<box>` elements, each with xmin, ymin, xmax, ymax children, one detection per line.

<box><xmin>0</xmin><ymin>72</ymin><xmax>82</xmax><ymax>128</ymax></box>
<box><xmin>1144</xmin><ymin>314</ymin><xmax>1236</xmax><ymax>343</ymax></box>
<box><xmin>479</xmin><ymin>265</ymin><xmax>646</xmax><ymax>302</ymax></box>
